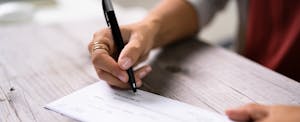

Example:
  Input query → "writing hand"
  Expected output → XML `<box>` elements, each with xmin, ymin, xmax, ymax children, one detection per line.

<box><xmin>88</xmin><ymin>21</ymin><xmax>159</xmax><ymax>89</ymax></box>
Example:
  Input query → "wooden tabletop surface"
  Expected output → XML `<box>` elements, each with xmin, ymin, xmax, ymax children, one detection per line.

<box><xmin>1</xmin><ymin>21</ymin><xmax>300</xmax><ymax>122</ymax></box>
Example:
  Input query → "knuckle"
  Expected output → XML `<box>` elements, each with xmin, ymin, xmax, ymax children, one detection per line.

<box><xmin>132</xmin><ymin>45</ymin><xmax>141</xmax><ymax>50</ymax></box>
<box><xmin>93</xmin><ymin>31</ymin><xmax>100</xmax><ymax>38</ymax></box>
<box><xmin>91</xmin><ymin>55</ymin><xmax>101</xmax><ymax>65</ymax></box>
<box><xmin>100</xmin><ymin>28</ymin><xmax>111</xmax><ymax>36</ymax></box>
<box><xmin>93</xmin><ymin>31</ymin><xmax>112</xmax><ymax>48</ymax></box>
<box><xmin>93</xmin><ymin>28</ymin><xmax>109</xmax><ymax>38</ymax></box>
<box><xmin>133</xmin><ymin>34</ymin><xmax>145</xmax><ymax>42</ymax></box>
<box><xmin>97</xmin><ymin>69</ymin><xmax>105</xmax><ymax>76</ymax></box>
<box><xmin>130</xmin><ymin>44</ymin><xmax>142</xmax><ymax>52</ymax></box>
<box><xmin>101</xmin><ymin>36</ymin><xmax>111</xmax><ymax>44</ymax></box>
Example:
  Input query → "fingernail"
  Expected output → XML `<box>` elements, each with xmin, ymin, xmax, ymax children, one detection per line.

<box><xmin>145</xmin><ymin>66</ymin><xmax>152</xmax><ymax>72</ymax></box>
<box><xmin>118</xmin><ymin>74</ymin><xmax>127</xmax><ymax>83</ymax></box>
<box><xmin>139</xmin><ymin>66</ymin><xmax>152</xmax><ymax>79</ymax></box>
<box><xmin>120</xmin><ymin>57</ymin><xmax>132</xmax><ymax>70</ymax></box>
<box><xmin>139</xmin><ymin>71</ymin><xmax>147</xmax><ymax>79</ymax></box>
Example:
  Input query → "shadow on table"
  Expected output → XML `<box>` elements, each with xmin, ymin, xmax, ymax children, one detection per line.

<box><xmin>141</xmin><ymin>38</ymin><xmax>211</xmax><ymax>95</ymax></box>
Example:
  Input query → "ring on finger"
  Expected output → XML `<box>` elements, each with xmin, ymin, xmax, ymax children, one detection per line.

<box><xmin>93</xmin><ymin>42</ymin><xmax>109</xmax><ymax>53</ymax></box>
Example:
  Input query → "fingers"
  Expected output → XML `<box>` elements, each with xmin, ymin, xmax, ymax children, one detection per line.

<box><xmin>96</xmin><ymin>65</ymin><xmax>152</xmax><ymax>89</ymax></box>
<box><xmin>89</xmin><ymin>25</ymin><xmax>153</xmax><ymax>89</ymax></box>
<box><xmin>226</xmin><ymin>103</ymin><xmax>269</xmax><ymax>121</ymax></box>
<box><xmin>118</xmin><ymin>33</ymin><xmax>146</xmax><ymax>70</ymax></box>
<box><xmin>91</xmin><ymin>28</ymin><xmax>131</xmax><ymax>53</ymax></box>
<box><xmin>96</xmin><ymin>69</ymin><xmax>131</xmax><ymax>89</ymax></box>
<box><xmin>91</xmin><ymin>29</ymin><xmax>114</xmax><ymax>55</ymax></box>
<box><xmin>89</xmin><ymin>27</ymin><xmax>132</xmax><ymax>83</ymax></box>
<box><xmin>135</xmin><ymin>65</ymin><xmax>152</xmax><ymax>79</ymax></box>
<box><xmin>92</xmin><ymin>50</ymin><xmax>128</xmax><ymax>83</ymax></box>
<box><xmin>226</xmin><ymin>106</ymin><xmax>252</xmax><ymax>121</ymax></box>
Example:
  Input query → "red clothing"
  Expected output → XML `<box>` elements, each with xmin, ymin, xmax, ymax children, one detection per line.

<box><xmin>245</xmin><ymin>0</ymin><xmax>300</xmax><ymax>81</ymax></box>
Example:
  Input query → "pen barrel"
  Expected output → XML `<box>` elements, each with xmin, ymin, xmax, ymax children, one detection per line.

<box><xmin>106</xmin><ymin>11</ymin><xmax>125</xmax><ymax>56</ymax></box>
<box><xmin>105</xmin><ymin>10</ymin><xmax>137</xmax><ymax>92</ymax></box>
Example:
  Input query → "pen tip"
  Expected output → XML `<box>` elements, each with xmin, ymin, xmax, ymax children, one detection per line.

<box><xmin>132</xmin><ymin>83</ymin><xmax>137</xmax><ymax>92</ymax></box>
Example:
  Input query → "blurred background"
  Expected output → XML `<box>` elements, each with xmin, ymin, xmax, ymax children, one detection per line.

<box><xmin>0</xmin><ymin>0</ymin><xmax>237</xmax><ymax>48</ymax></box>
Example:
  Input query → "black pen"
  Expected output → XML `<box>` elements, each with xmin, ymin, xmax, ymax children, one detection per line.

<box><xmin>102</xmin><ymin>0</ymin><xmax>137</xmax><ymax>92</ymax></box>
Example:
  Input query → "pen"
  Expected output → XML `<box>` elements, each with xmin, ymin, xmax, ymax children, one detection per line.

<box><xmin>102</xmin><ymin>0</ymin><xmax>137</xmax><ymax>92</ymax></box>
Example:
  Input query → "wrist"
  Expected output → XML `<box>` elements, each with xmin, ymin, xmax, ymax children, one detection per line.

<box><xmin>142</xmin><ymin>14</ymin><xmax>163</xmax><ymax>48</ymax></box>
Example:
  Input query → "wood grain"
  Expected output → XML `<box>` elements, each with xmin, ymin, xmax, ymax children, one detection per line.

<box><xmin>142</xmin><ymin>39</ymin><xmax>300</xmax><ymax>114</ymax></box>
<box><xmin>0</xmin><ymin>21</ymin><xmax>299</xmax><ymax>121</ymax></box>
<box><xmin>0</xmin><ymin>23</ymin><xmax>100</xmax><ymax>122</ymax></box>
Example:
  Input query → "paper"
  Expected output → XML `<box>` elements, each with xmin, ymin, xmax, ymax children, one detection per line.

<box><xmin>45</xmin><ymin>81</ymin><xmax>232</xmax><ymax>122</ymax></box>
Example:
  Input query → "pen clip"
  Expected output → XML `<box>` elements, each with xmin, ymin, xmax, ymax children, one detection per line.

<box><xmin>104</xmin><ymin>12</ymin><xmax>110</xmax><ymax>27</ymax></box>
<box><xmin>102</xmin><ymin>0</ymin><xmax>114</xmax><ymax>27</ymax></box>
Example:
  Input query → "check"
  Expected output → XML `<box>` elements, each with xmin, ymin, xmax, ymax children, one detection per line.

<box><xmin>45</xmin><ymin>81</ymin><xmax>232</xmax><ymax>122</ymax></box>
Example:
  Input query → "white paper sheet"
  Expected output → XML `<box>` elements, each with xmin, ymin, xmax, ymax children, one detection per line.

<box><xmin>45</xmin><ymin>81</ymin><xmax>232</xmax><ymax>122</ymax></box>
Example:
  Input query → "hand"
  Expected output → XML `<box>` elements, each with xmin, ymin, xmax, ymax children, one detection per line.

<box><xmin>88</xmin><ymin>20</ymin><xmax>159</xmax><ymax>89</ymax></box>
<box><xmin>226</xmin><ymin>103</ymin><xmax>300</xmax><ymax>122</ymax></box>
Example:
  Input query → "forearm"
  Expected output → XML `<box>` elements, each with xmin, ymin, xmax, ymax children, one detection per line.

<box><xmin>143</xmin><ymin>0</ymin><xmax>199</xmax><ymax>48</ymax></box>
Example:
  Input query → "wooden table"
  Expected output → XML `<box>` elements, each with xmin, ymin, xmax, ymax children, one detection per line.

<box><xmin>1</xmin><ymin>21</ymin><xmax>300</xmax><ymax>122</ymax></box>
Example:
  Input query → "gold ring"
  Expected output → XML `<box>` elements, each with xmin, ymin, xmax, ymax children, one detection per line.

<box><xmin>93</xmin><ymin>42</ymin><xmax>109</xmax><ymax>53</ymax></box>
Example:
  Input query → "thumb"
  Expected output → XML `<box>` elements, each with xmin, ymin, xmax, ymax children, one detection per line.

<box><xmin>226</xmin><ymin>104</ymin><xmax>269</xmax><ymax>121</ymax></box>
<box><xmin>118</xmin><ymin>36</ymin><xmax>144</xmax><ymax>70</ymax></box>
